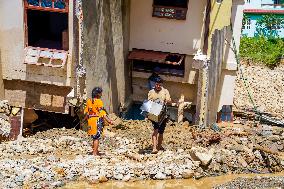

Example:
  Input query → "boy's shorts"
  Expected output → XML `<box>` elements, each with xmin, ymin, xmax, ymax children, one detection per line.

<box><xmin>91</xmin><ymin>119</ymin><xmax>104</xmax><ymax>140</ymax></box>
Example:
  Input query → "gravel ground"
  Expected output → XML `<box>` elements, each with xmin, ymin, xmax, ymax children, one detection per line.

<box><xmin>214</xmin><ymin>176</ymin><xmax>284</xmax><ymax>189</ymax></box>
<box><xmin>0</xmin><ymin>119</ymin><xmax>283</xmax><ymax>188</ymax></box>
<box><xmin>234</xmin><ymin>63</ymin><xmax>284</xmax><ymax>119</ymax></box>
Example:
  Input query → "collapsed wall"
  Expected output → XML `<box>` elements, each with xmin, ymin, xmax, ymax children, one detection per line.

<box><xmin>82</xmin><ymin>0</ymin><xmax>131</xmax><ymax>113</ymax></box>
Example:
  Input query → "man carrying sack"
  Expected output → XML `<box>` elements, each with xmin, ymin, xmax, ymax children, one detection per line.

<box><xmin>147</xmin><ymin>77</ymin><xmax>171</xmax><ymax>154</ymax></box>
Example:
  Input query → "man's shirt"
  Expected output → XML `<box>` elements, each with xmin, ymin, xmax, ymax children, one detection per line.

<box><xmin>148</xmin><ymin>87</ymin><xmax>171</xmax><ymax>104</ymax></box>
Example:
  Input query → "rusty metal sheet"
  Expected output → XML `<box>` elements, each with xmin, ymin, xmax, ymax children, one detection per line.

<box><xmin>128</xmin><ymin>49</ymin><xmax>168</xmax><ymax>63</ymax></box>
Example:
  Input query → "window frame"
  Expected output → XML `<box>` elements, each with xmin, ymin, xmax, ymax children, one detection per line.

<box><xmin>152</xmin><ymin>0</ymin><xmax>189</xmax><ymax>20</ymax></box>
<box><xmin>274</xmin><ymin>0</ymin><xmax>280</xmax><ymax>4</ymax></box>
<box><xmin>24</xmin><ymin>0</ymin><xmax>69</xmax><ymax>13</ymax></box>
<box><xmin>246</xmin><ymin>17</ymin><xmax>251</xmax><ymax>29</ymax></box>
<box><xmin>23</xmin><ymin>0</ymin><xmax>69</xmax><ymax>68</ymax></box>
<box><xmin>23</xmin><ymin>0</ymin><xmax>69</xmax><ymax>48</ymax></box>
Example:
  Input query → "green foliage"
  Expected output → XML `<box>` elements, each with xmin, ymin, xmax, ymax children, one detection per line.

<box><xmin>256</xmin><ymin>15</ymin><xmax>284</xmax><ymax>38</ymax></box>
<box><xmin>239</xmin><ymin>36</ymin><xmax>284</xmax><ymax>67</ymax></box>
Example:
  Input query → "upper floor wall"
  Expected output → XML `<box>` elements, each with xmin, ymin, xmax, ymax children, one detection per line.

<box><xmin>244</xmin><ymin>0</ymin><xmax>284</xmax><ymax>10</ymax></box>
<box><xmin>129</xmin><ymin>0</ymin><xmax>207</xmax><ymax>55</ymax></box>
<box><xmin>0</xmin><ymin>0</ymin><xmax>75</xmax><ymax>87</ymax></box>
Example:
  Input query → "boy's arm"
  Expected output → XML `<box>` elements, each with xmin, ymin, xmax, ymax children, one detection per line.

<box><xmin>103</xmin><ymin>115</ymin><xmax>114</xmax><ymax>125</ymax></box>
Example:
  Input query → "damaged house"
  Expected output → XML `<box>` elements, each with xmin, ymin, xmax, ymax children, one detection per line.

<box><xmin>0</xmin><ymin>0</ymin><xmax>244</xmax><ymax>139</ymax></box>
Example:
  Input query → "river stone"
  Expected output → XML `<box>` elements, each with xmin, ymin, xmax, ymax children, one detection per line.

<box><xmin>99</xmin><ymin>176</ymin><xmax>108</xmax><ymax>183</ymax></box>
<box><xmin>182</xmin><ymin>170</ymin><xmax>194</xmax><ymax>179</ymax></box>
<box><xmin>122</xmin><ymin>174</ymin><xmax>131</xmax><ymax>181</ymax></box>
<box><xmin>238</xmin><ymin>157</ymin><xmax>248</xmax><ymax>167</ymax></box>
<box><xmin>155</xmin><ymin>172</ymin><xmax>166</xmax><ymax>180</ymax></box>
<box><xmin>268</xmin><ymin>135</ymin><xmax>280</xmax><ymax>142</ymax></box>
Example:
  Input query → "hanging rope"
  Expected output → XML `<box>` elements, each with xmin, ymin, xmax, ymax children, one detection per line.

<box><xmin>228</xmin><ymin>24</ymin><xmax>258</xmax><ymax>112</ymax></box>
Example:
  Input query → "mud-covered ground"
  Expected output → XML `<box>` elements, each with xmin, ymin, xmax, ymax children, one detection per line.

<box><xmin>0</xmin><ymin>119</ymin><xmax>283</xmax><ymax>188</ymax></box>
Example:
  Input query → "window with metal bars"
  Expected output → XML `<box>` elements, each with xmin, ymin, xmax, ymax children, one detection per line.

<box><xmin>25</xmin><ymin>0</ymin><xmax>69</xmax><ymax>13</ymax></box>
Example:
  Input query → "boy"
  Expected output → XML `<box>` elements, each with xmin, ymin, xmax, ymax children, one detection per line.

<box><xmin>84</xmin><ymin>87</ymin><xmax>114</xmax><ymax>156</ymax></box>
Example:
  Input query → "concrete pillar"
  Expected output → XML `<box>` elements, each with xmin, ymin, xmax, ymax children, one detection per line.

<box><xmin>193</xmin><ymin>51</ymin><xmax>209</xmax><ymax>127</ymax></box>
<box><xmin>177</xmin><ymin>94</ymin><xmax>185</xmax><ymax>123</ymax></box>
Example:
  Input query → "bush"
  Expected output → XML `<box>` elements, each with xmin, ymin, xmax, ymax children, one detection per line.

<box><xmin>239</xmin><ymin>36</ymin><xmax>284</xmax><ymax>68</ymax></box>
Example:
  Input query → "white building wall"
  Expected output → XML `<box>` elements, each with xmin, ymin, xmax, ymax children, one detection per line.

<box><xmin>218</xmin><ymin>0</ymin><xmax>245</xmax><ymax>110</ymax></box>
<box><xmin>129</xmin><ymin>0</ymin><xmax>207</xmax><ymax>55</ymax></box>
<box><xmin>243</xmin><ymin>0</ymin><xmax>262</xmax><ymax>9</ymax></box>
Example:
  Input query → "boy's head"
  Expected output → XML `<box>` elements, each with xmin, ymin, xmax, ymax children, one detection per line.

<box><xmin>92</xmin><ymin>87</ymin><xmax>103</xmax><ymax>99</ymax></box>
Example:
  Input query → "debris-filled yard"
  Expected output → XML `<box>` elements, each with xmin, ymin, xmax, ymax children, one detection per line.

<box><xmin>234</xmin><ymin>63</ymin><xmax>284</xmax><ymax>119</ymax></box>
<box><xmin>0</xmin><ymin>117</ymin><xmax>283</xmax><ymax>188</ymax></box>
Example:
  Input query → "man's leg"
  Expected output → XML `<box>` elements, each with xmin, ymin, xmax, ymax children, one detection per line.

<box><xmin>157</xmin><ymin>120</ymin><xmax>166</xmax><ymax>151</ymax></box>
<box><xmin>152</xmin><ymin>129</ymin><xmax>159</xmax><ymax>153</ymax></box>
<box><xmin>93</xmin><ymin>139</ymin><xmax>99</xmax><ymax>156</ymax></box>
<box><xmin>157</xmin><ymin>133</ymin><xmax>163</xmax><ymax>150</ymax></box>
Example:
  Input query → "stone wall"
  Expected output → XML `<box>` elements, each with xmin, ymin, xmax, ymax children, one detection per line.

<box><xmin>82</xmin><ymin>0</ymin><xmax>130</xmax><ymax>113</ymax></box>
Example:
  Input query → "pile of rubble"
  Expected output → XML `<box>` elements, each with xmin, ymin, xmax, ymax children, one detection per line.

<box><xmin>0</xmin><ymin>119</ymin><xmax>283</xmax><ymax>188</ymax></box>
<box><xmin>234</xmin><ymin>63</ymin><xmax>284</xmax><ymax>119</ymax></box>
<box><xmin>0</xmin><ymin>100</ymin><xmax>12</xmax><ymax>137</ymax></box>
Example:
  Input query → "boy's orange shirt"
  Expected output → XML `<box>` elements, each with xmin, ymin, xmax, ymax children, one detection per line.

<box><xmin>84</xmin><ymin>98</ymin><xmax>106</xmax><ymax>135</ymax></box>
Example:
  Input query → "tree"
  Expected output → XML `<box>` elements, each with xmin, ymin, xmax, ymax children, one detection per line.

<box><xmin>255</xmin><ymin>14</ymin><xmax>284</xmax><ymax>38</ymax></box>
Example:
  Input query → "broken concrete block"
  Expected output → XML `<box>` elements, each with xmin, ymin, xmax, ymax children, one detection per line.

<box><xmin>11</xmin><ymin>107</ymin><xmax>21</xmax><ymax>116</ymax></box>
<box><xmin>68</xmin><ymin>98</ymin><xmax>78</xmax><ymax>107</ymax></box>
<box><xmin>190</xmin><ymin>147</ymin><xmax>213</xmax><ymax>166</ymax></box>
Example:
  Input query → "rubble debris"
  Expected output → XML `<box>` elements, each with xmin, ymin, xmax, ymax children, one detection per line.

<box><xmin>0</xmin><ymin>118</ymin><xmax>11</xmax><ymax>137</ymax></box>
<box><xmin>0</xmin><ymin>100</ymin><xmax>10</xmax><ymax>115</ymax></box>
<box><xmin>214</xmin><ymin>176</ymin><xmax>284</xmax><ymax>189</ymax></box>
<box><xmin>0</xmin><ymin>100</ymin><xmax>12</xmax><ymax>138</ymax></box>
<box><xmin>0</xmin><ymin>119</ymin><xmax>283</xmax><ymax>188</ymax></box>
<box><xmin>234</xmin><ymin>63</ymin><xmax>284</xmax><ymax>120</ymax></box>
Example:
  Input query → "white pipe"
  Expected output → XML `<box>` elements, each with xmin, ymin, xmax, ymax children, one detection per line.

<box><xmin>18</xmin><ymin>108</ymin><xmax>24</xmax><ymax>139</ymax></box>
